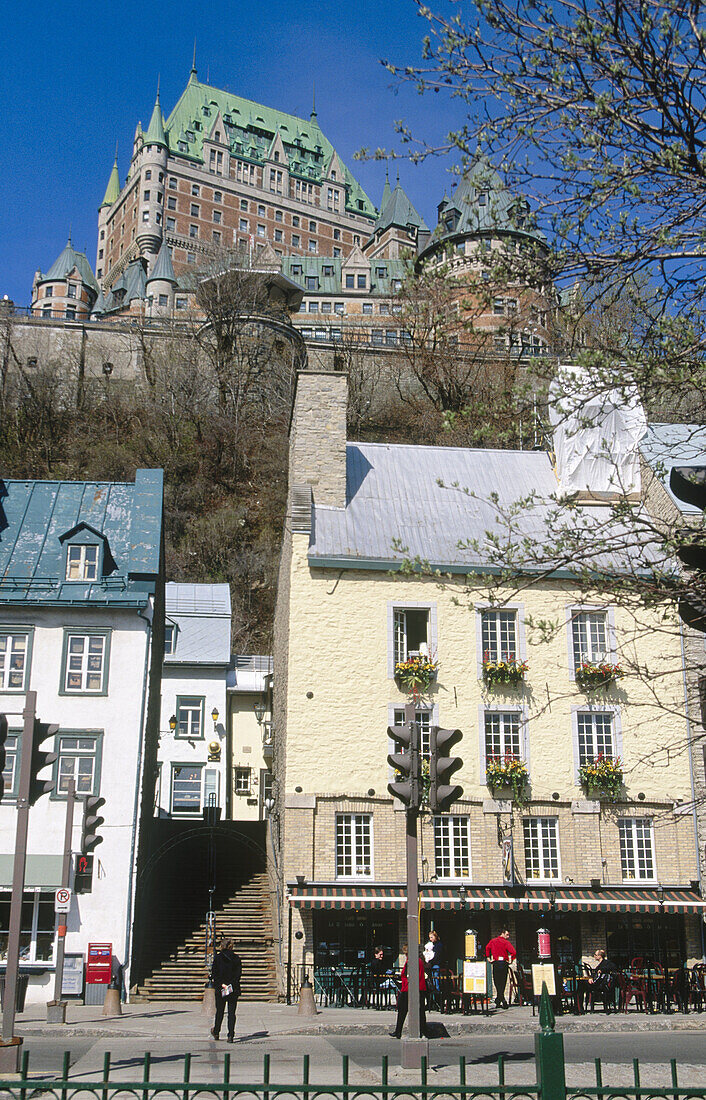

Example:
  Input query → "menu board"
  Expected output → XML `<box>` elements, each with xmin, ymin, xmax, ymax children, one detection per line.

<box><xmin>463</xmin><ymin>960</ymin><xmax>489</xmax><ymax>994</ymax></box>
<box><xmin>531</xmin><ymin>963</ymin><xmax>557</xmax><ymax>997</ymax></box>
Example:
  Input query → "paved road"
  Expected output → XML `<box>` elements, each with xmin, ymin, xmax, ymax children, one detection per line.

<box><xmin>18</xmin><ymin>1030</ymin><xmax>706</xmax><ymax>1082</ymax></box>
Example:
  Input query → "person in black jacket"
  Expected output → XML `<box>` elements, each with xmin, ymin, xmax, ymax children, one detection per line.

<box><xmin>210</xmin><ymin>938</ymin><xmax>242</xmax><ymax>1042</ymax></box>
<box><xmin>588</xmin><ymin>949</ymin><xmax>618</xmax><ymax>1012</ymax></box>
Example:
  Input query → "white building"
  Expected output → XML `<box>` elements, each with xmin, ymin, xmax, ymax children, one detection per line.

<box><xmin>0</xmin><ymin>470</ymin><xmax>164</xmax><ymax>1003</ymax></box>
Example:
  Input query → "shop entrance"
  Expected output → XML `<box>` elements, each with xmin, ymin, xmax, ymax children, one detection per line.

<box><xmin>423</xmin><ymin>912</ymin><xmax>493</xmax><ymax>970</ymax></box>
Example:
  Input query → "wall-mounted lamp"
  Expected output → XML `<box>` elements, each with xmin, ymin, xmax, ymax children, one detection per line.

<box><xmin>211</xmin><ymin>707</ymin><xmax>219</xmax><ymax>727</ymax></box>
<box><xmin>254</xmin><ymin>701</ymin><xmax>266</xmax><ymax>725</ymax></box>
<box><xmin>637</xmin><ymin>792</ymin><xmax>646</xmax><ymax>801</ymax></box>
<box><xmin>295</xmin><ymin>874</ymin><xmax>306</xmax><ymax>886</ymax></box>
<box><xmin>169</xmin><ymin>715</ymin><xmax>177</xmax><ymax>732</ymax></box>
<box><xmin>459</xmin><ymin>884</ymin><xmax>468</xmax><ymax>909</ymax></box>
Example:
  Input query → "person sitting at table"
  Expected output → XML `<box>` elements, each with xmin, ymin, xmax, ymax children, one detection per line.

<box><xmin>588</xmin><ymin>948</ymin><xmax>618</xmax><ymax>1012</ymax></box>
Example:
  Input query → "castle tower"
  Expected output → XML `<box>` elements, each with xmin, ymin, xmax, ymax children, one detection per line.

<box><xmin>135</xmin><ymin>91</ymin><xmax>169</xmax><ymax>258</ymax></box>
<box><xmin>31</xmin><ymin>237</ymin><xmax>99</xmax><ymax>319</ymax></box>
<box><xmin>96</xmin><ymin>155</ymin><xmax>120</xmax><ymax>282</ymax></box>
<box><xmin>145</xmin><ymin>240</ymin><xmax>178</xmax><ymax>316</ymax></box>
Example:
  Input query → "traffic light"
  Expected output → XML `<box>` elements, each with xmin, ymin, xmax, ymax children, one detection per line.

<box><xmin>0</xmin><ymin>715</ymin><xmax>8</xmax><ymax>801</ymax></box>
<box><xmin>387</xmin><ymin>714</ymin><xmax>421</xmax><ymax>810</ymax></box>
<box><xmin>28</xmin><ymin>720</ymin><xmax>59</xmax><ymax>805</ymax></box>
<box><xmin>81</xmin><ymin>795</ymin><xmax>105</xmax><ymax>854</ymax></box>
<box><xmin>429</xmin><ymin>726</ymin><xmax>463</xmax><ymax>812</ymax></box>
<box><xmin>74</xmin><ymin>852</ymin><xmax>94</xmax><ymax>894</ymax></box>
<box><xmin>669</xmin><ymin>466</ymin><xmax>706</xmax><ymax>632</ymax></box>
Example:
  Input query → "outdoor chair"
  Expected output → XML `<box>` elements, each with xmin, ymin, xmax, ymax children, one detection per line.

<box><xmin>689</xmin><ymin>964</ymin><xmax>706</xmax><ymax>1012</ymax></box>
<box><xmin>619</xmin><ymin>969</ymin><xmax>648</xmax><ymax>1012</ymax></box>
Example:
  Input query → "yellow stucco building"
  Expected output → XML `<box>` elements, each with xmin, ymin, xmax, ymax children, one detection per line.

<box><xmin>272</xmin><ymin>370</ymin><xmax>705</xmax><ymax>997</ymax></box>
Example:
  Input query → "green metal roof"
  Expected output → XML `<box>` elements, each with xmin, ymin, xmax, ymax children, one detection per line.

<box><xmin>144</xmin><ymin>93</ymin><xmax>167</xmax><ymax>147</ymax></box>
<box><xmin>425</xmin><ymin>157</ymin><xmax>545</xmax><ymax>253</ymax></box>
<box><xmin>100</xmin><ymin>158</ymin><xmax>120</xmax><ymax>207</ymax></box>
<box><xmin>0</xmin><ymin>470</ymin><xmax>163</xmax><ymax>607</ymax></box>
<box><xmin>146</xmin><ymin>240</ymin><xmax>177</xmax><ymax>285</ymax></box>
<box><xmin>41</xmin><ymin>239</ymin><xmax>99</xmax><ymax>293</ymax></box>
<box><xmin>374</xmin><ymin>178</ymin><xmax>428</xmax><ymax>234</ymax></box>
<box><xmin>281</xmin><ymin>255</ymin><xmax>410</xmax><ymax>296</ymax></box>
<box><xmin>163</xmin><ymin>73</ymin><xmax>376</xmax><ymax>220</ymax></box>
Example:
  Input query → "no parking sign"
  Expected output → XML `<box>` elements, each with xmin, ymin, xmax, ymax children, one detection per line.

<box><xmin>55</xmin><ymin>887</ymin><xmax>72</xmax><ymax>913</ymax></box>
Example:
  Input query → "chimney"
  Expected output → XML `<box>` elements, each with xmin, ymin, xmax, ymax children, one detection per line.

<box><xmin>289</xmin><ymin>370</ymin><xmax>347</xmax><ymax>515</ymax></box>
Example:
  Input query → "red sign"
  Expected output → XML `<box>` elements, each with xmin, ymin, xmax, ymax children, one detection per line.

<box><xmin>86</xmin><ymin>942</ymin><xmax>112</xmax><ymax>984</ymax></box>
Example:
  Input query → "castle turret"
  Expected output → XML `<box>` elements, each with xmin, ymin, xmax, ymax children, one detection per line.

<box><xmin>145</xmin><ymin>240</ymin><xmax>177</xmax><ymax>316</ymax></box>
<box><xmin>96</xmin><ymin>154</ymin><xmax>120</xmax><ymax>281</ymax></box>
<box><xmin>31</xmin><ymin>237</ymin><xmax>99</xmax><ymax>319</ymax></box>
<box><xmin>135</xmin><ymin>91</ymin><xmax>169</xmax><ymax>258</ymax></box>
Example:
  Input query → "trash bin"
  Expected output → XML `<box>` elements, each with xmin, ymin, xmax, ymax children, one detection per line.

<box><xmin>0</xmin><ymin>973</ymin><xmax>30</xmax><ymax>1013</ymax></box>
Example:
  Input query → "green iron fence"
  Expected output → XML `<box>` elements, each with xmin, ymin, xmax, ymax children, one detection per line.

<box><xmin>1</xmin><ymin>994</ymin><xmax>705</xmax><ymax>1100</ymax></box>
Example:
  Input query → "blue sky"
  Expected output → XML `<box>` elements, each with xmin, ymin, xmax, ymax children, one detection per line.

<box><xmin>0</xmin><ymin>0</ymin><xmax>467</xmax><ymax>306</ymax></box>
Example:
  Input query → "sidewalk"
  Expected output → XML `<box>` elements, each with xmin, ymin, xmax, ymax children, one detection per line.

<box><xmin>12</xmin><ymin>998</ymin><xmax>706</xmax><ymax>1039</ymax></box>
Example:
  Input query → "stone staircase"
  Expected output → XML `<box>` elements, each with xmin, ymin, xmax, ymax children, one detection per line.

<box><xmin>136</xmin><ymin>871</ymin><xmax>278</xmax><ymax>1001</ymax></box>
<box><xmin>131</xmin><ymin>822</ymin><xmax>277</xmax><ymax>1003</ymax></box>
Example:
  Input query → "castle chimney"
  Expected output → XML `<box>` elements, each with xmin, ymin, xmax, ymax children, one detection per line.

<box><xmin>289</xmin><ymin>369</ymin><xmax>347</xmax><ymax>515</ymax></box>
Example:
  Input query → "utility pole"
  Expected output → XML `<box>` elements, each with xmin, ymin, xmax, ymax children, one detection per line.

<box><xmin>48</xmin><ymin>778</ymin><xmax>76</xmax><ymax>1023</ymax></box>
<box><xmin>0</xmin><ymin>693</ymin><xmax>35</xmax><ymax>1070</ymax></box>
<box><xmin>388</xmin><ymin>702</ymin><xmax>426</xmax><ymax>1068</ymax></box>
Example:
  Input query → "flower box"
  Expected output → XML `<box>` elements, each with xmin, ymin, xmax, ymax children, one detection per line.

<box><xmin>578</xmin><ymin>755</ymin><xmax>623</xmax><ymax>801</ymax></box>
<box><xmin>395</xmin><ymin>655</ymin><xmax>438</xmax><ymax>694</ymax></box>
<box><xmin>482</xmin><ymin>656</ymin><xmax>528</xmax><ymax>687</ymax></box>
<box><xmin>486</xmin><ymin>755</ymin><xmax>529</xmax><ymax>802</ymax></box>
<box><xmin>575</xmin><ymin>661</ymin><xmax>623</xmax><ymax>691</ymax></box>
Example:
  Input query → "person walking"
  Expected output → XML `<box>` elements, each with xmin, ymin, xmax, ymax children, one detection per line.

<box><xmin>210</xmin><ymin>938</ymin><xmax>242</xmax><ymax>1042</ymax></box>
<box><xmin>423</xmin><ymin>930</ymin><xmax>443</xmax><ymax>1009</ymax></box>
<box><xmin>389</xmin><ymin>945</ymin><xmax>429</xmax><ymax>1038</ymax></box>
<box><xmin>485</xmin><ymin>928</ymin><xmax>516</xmax><ymax>1009</ymax></box>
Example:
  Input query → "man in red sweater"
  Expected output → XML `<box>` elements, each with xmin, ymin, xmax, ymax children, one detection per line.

<box><xmin>389</xmin><ymin>945</ymin><xmax>429</xmax><ymax>1038</ymax></box>
<box><xmin>485</xmin><ymin>929</ymin><xmax>517</xmax><ymax>1009</ymax></box>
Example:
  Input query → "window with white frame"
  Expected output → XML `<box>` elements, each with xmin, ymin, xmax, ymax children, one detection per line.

<box><xmin>524</xmin><ymin>818</ymin><xmax>560</xmax><ymax>880</ymax></box>
<box><xmin>393</xmin><ymin>608</ymin><xmax>430</xmax><ymax>664</ymax></box>
<box><xmin>481</xmin><ymin>610</ymin><xmax>518</xmax><ymax>662</ymax></box>
<box><xmin>176</xmin><ymin>696</ymin><xmax>204</xmax><ymax>739</ymax></box>
<box><xmin>171</xmin><ymin>765</ymin><xmax>203</xmax><ymax>814</ymax></box>
<box><xmin>577</xmin><ymin>712</ymin><xmax>614</xmax><ymax>764</ymax></box>
<box><xmin>336</xmin><ymin>814</ymin><xmax>372</xmax><ymax>877</ymax></box>
<box><xmin>619</xmin><ymin>818</ymin><xmax>655</xmax><ymax>881</ymax></box>
<box><xmin>434</xmin><ymin>815</ymin><xmax>471</xmax><ymax>879</ymax></box>
<box><xmin>1</xmin><ymin>732</ymin><xmax>19</xmax><ymax>797</ymax></box>
<box><xmin>234</xmin><ymin>767</ymin><xmax>251</xmax><ymax>794</ymax></box>
<box><xmin>393</xmin><ymin>707</ymin><xmax>431</xmax><ymax>760</ymax></box>
<box><xmin>164</xmin><ymin>624</ymin><xmax>176</xmax><ymax>655</ymax></box>
<box><xmin>65</xmin><ymin>544</ymin><xmax>99</xmax><ymax>581</ymax></box>
<box><xmin>0</xmin><ymin>890</ymin><xmax>55</xmax><ymax>965</ymax></box>
<box><xmin>57</xmin><ymin>735</ymin><xmax>100</xmax><ymax>796</ymax></box>
<box><xmin>63</xmin><ymin>633</ymin><xmax>107</xmax><ymax>693</ymax></box>
<box><xmin>0</xmin><ymin>632</ymin><xmax>29</xmax><ymax>691</ymax></box>
<box><xmin>484</xmin><ymin>711</ymin><xmax>522</xmax><ymax>762</ymax></box>
<box><xmin>572</xmin><ymin>611</ymin><xmax>608</xmax><ymax>666</ymax></box>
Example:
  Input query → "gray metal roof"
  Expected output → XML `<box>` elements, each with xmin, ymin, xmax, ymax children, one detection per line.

<box><xmin>640</xmin><ymin>423</ymin><xmax>706</xmax><ymax>514</ymax></box>
<box><xmin>164</xmin><ymin>582</ymin><xmax>231</xmax><ymax>665</ymax></box>
<box><xmin>309</xmin><ymin>442</ymin><xmax>662</xmax><ymax>576</ymax></box>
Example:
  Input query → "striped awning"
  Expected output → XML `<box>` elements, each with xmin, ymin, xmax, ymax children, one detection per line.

<box><xmin>288</xmin><ymin>882</ymin><xmax>706</xmax><ymax>914</ymax></box>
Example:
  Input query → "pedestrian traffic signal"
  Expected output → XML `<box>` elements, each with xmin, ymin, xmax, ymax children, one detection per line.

<box><xmin>28</xmin><ymin>720</ymin><xmax>59</xmax><ymax>805</ymax></box>
<box><xmin>429</xmin><ymin>726</ymin><xmax>463</xmax><ymax>812</ymax></box>
<box><xmin>669</xmin><ymin>466</ymin><xmax>706</xmax><ymax>632</ymax></box>
<box><xmin>81</xmin><ymin>795</ymin><xmax>105</xmax><ymax>854</ymax></box>
<box><xmin>0</xmin><ymin>715</ymin><xmax>8</xmax><ymax>801</ymax></box>
<box><xmin>74</xmin><ymin>852</ymin><xmax>94</xmax><ymax>894</ymax></box>
<box><xmin>387</xmin><ymin>714</ymin><xmax>421</xmax><ymax>810</ymax></box>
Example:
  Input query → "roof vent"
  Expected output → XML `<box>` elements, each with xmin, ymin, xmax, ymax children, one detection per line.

<box><xmin>291</xmin><ymin>484</ymin><xmax>313</xmax><ymax>533</ymax></box>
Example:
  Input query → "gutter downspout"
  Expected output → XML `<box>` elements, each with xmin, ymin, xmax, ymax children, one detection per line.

<box><xmin>122</xmin><ymin>598</ymin><xmax>154</xmax><ymax>999</ymax></box>
<box><xmin>679</xmin><ymin>621</ymin><xmax>706</xmax><ymax>962</ymax></box>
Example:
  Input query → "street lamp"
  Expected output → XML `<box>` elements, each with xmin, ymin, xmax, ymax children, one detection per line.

<box><xmin>254</xmin><ymin>700</ymin><xmax>266</xmax><ymax>725</ymax></box>
<box><xmin>211</xmin><ymin>707</ymin><xmax>219</xmax><ymax>728</ymax></box>
<box><xmin>459</xmin><ymin>884</ymin><xmax>468</xmax><ymax>909</ymax></box>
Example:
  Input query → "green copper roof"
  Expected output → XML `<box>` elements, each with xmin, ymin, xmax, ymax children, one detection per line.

<box><xmin>147</xmin><ymin>240</ymin><xmax>177</xmax><ymax>285</ymax></box>
<box><xmin>380</xmin><ymin>171</ymin><xmax>392</xmax><ymax>213</ymax></box>
<box><xmin>0</xmin><ymin>470</ymin><xmax>163</xmax><ymax>607</ymax></box>
<box><xmin>145</xmin><ymin>94</ymin><xmax>167</xmax><ymax>146</ymax></box>
<box><xmin>281</xmin><ymin>255</ymin><xmax>409</xmax><ymax>296</ymax></box>
<box><xmin>42</xmin><ymin>239</ymin><xmax>99</xmax><ymax>293</ymax></box>
<box><xmin>164</xmin><ymin>74</ymin><xmax>376</xmax><ymax>219</ymax></box>
<box><xmin>100</xmin><ymin>158</ymin><xmax>120</xmax><ymax>207</ymax></box>
<box><xmin>375</xmin><ymin>178</ymin><xmax>428</xmax><ymax>234</ymax></box>
<box><xmin>427</xmin><ymin>157</ymin><xmax>545</xmax><ymax>252</ymax></box>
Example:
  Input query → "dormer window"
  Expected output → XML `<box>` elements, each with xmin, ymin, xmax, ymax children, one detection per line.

<box><xmin>164</xmin><ymin>623</ymin><xmax>176</xmax><ymax>655</ymax></box>
<box><xmin>478</xmin><ymin>191</ymin><xmax>488</xmax><ymax>206</ymax></box>
<box><xmin>66</xmin><ymin>545</ymin><xmax>98</xmax><ymax>581</ymax></box>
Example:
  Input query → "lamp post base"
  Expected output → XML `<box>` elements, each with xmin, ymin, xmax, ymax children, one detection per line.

<box><xmin>0</xmin><ymin>1037</ymin><xmax>23</xmax><ymax>1074</ymax></box>
<box><xmin>401</xmin><ymin>1037</ymin><xmax>428</xmax><ymax>1069</ymax></box>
